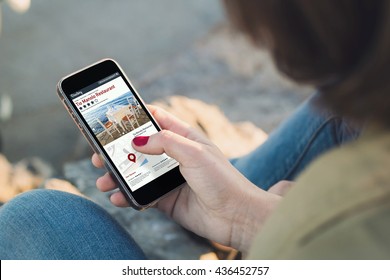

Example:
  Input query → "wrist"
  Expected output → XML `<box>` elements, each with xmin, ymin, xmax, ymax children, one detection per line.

<box><xmin>230</xmin><ymin>186</ymin><xmax>281</xmax><ymax>255</ymax></box>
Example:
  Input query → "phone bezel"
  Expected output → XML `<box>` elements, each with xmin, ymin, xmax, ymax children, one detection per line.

<box><xmin>57</xmin><ymin>59</ymin><xmax>185</xmax><ymax>209</ymax></box>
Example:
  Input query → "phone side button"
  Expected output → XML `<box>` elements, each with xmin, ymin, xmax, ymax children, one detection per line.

<box><xmin>69</xmin><ymin>112</ymin><xmax>83</xmax><ymax>130</ymax></box>
<box><xmin>69</xmin><ymin>112</ymin><xmax>77</xmax><ymax>122</ymax></box>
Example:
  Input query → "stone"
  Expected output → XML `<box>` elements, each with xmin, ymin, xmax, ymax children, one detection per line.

<box><xmin>137</xmin><ymin>24</ymin><xmax>312</xmax><ymax>134</ymax></box>
<box><xmin>63</xmin><ymin>159</ymin><xmax>212</xmax><ymax>260</ymax></box>
<box><xmin>1</xmin><ymin>23</ymin><xmax>313</xmax><ymax>258</ymax></box>
<box><xmin>62</xmin><ymin>96</ymin><xmax>267</xmax><ymax>259</ymax></box>
<box><xmin>60</xmin><ymin>24</ymin><xmax>313</xmax><ymax>260</ymax></box>
<box><xmin>0</xmin><ymin>154</ymin><xmax>53</xmax><ymax>203</ymax></box>
<box><xmin>152</xmin><ymin>96</ymin><xmax>268</xmax><ymax>158</ymax></box>
<box><xmin>44</xmin><ymin>178</ymin><xmax>87</xmax><ymax>198</ymax></box>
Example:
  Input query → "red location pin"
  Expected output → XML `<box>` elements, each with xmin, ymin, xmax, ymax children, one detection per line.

<box><xmin>128</xmin><ymin>153</ymin><xmax>136</xmax><ymax>163</ymax></box>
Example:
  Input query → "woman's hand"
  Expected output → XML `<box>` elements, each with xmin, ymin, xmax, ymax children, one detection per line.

<box><xmin>92</xmin><ymin>105</ymin><xmax>284</xmax><ymax>254</ymax></box>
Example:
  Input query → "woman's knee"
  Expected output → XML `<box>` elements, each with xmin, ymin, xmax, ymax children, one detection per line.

<box><xmin>0</xmin><ymin>189</ymin><xmax>145</xmax><ymax>259</ymax></box>
<box><xmin>0</xmin><ymin>189</ymin><xmax>93</xmax><ymax>222</ymax></box>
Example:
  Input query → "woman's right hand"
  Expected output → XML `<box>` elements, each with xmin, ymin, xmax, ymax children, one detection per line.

<box><xmin>92</xmin><ymin>105</ymin><xmax>283</xmax><ymax>254</ymax></box>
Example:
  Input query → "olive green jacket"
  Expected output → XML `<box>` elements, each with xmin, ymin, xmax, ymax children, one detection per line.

<box><xmin>249</xmin><ymin>128</ymin><xmax>390</xmax><ymax>259</ymax></box>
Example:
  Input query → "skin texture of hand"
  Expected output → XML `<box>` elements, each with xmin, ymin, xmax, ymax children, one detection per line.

<box><xmin>92</xmin><ymin>105</ymin><xmax>289</xmax><ymax>254</ymax></box>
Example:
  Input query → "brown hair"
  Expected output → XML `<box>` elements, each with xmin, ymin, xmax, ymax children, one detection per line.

<box><xmin>224</xmin><ymin>0</ymin><xmax>390</xmax><ymax>126</ymax></box>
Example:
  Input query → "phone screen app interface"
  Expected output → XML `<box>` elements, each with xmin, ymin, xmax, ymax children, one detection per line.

<box><xmin>71</xmin><ymin>73</ymin><xmax>179</xmax><ymax>191</ymax></box>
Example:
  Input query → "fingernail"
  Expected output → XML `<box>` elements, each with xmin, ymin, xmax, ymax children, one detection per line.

<box><xmin>133</xmin><ymin>136</ymin><xmax>149</xmax><ymax>146</ymax></box>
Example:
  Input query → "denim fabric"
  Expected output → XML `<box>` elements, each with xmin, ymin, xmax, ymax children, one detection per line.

<box><xmin>0</xmin><ymin>94</ymin><xmax>361</xmax><ymax>259</ymax></box>
<box><xmin>231</xmin><ymin>94</ymin><xmax>361</xmax><ymax>190</ymax></box>
<box><xmin>0</xmin><ymin>190</ymin><xmax>146</xmax><ymax>259</ymax></box>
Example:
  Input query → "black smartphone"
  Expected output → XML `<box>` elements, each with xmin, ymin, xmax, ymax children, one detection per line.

<box><xmin>57</xmin><ymin>58</ymin><xmax>186</xmax><ymax>210</ymax></box>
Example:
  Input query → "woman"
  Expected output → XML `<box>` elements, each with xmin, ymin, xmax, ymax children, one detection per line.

<box><xmin>1</xmin><ymin>0</ymin><xmax>388</xmax><ymax>259</ymax></box>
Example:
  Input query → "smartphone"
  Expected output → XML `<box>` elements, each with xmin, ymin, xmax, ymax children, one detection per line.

<box><xmin>57</xmin><ymin>58</ymin><xmax>186</xmax><ymax>210</ymax></box>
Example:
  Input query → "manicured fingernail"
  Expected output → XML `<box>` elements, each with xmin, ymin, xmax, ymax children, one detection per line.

<box><xmin>133</xmin><ymin>136</ymin><xmax>149</xmax><ymax>146</ymax></box>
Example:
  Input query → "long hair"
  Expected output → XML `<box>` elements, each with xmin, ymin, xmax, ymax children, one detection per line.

<box><xmin>224</xmin><ymin>0</ymin><xmax>390</xmax><ymax>127</ymax></box>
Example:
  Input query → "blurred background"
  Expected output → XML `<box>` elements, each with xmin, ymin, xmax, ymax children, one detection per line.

<box><xmin>0</xmin><ymin>0</ymin><xmax>311</xmax><ymax>259</ymax></box>
<box><xmin>0</xmin><ymin>0</ymin><xmax>223</xmax><ymax>172</ymax></box>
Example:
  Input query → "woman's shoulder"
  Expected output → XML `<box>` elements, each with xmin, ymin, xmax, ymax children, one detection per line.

<box><xmin>249</xmin><ymin>128</ymin><xmax>390</xmax><ymax>259</ymax></box>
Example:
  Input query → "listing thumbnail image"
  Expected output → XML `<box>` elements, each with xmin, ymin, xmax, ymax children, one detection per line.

<box><xmin>83</xmin><ymin>93</ymin><xmax>149</xmax><ymax>146</ymax></box>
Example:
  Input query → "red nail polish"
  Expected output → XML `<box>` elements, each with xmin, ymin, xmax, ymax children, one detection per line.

<box><xmin>133</xmin><ymin>136</ymin><xmax>149</xmax><ymax>146</ymax></box>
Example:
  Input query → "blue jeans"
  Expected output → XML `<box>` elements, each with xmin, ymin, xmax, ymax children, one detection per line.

<box><xmin>0</xmin><ymin>190</ymin><xmax>146</xmax><ymax>260</ymax></box>
<box><xmin>230</xmin><ymin>94</ymin><xmax>361</xmax><ymax>190</ymax></box>
<box><xmin>0</xmin><ymin>94</ymin><xmax>361</xmax><ymax>259</ymax></box>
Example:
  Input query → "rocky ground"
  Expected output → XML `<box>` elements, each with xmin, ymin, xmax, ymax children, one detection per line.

<box><xmin>0</xmin><ymin>1</ymin><xmax>315</xmax><ymax>260</ymax></box>
<box><xmin>1</xmin><ymin>22</ymin><xmax>313</xmax><ymax>259</ymax></box>
<box><xmin>60</xmin><ymin>24</ymin><xmax>312</xmax><ymax>259</ymax></box>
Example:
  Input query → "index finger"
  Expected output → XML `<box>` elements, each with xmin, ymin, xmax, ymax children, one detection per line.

<box><xmin>147</xmin><ymin>105</ymin><xmax>192</xmax><ymax>138</ymax></box>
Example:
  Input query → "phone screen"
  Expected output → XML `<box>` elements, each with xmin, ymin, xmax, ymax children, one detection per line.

<box><xmin>69</xmin><ymin>72</ymin><xmax>179</xmax><ymax>192</ymax></box>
